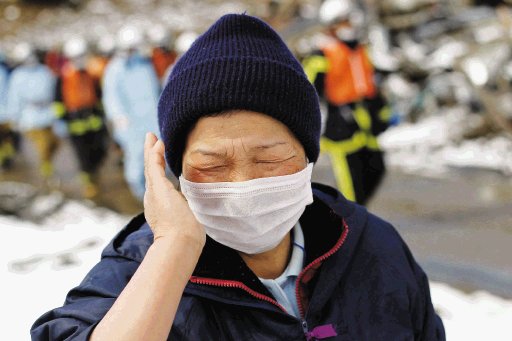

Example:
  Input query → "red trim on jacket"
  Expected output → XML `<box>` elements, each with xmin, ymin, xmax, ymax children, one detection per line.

<box><xmin>189</xmin><ymin>219</ymin><xmax>350</xmax><ymax>318</ymax></box>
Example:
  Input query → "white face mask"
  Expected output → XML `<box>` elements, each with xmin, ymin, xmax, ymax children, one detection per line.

<box><xmin>73</xmin><ymin>56</ymin><xmax>88</xmax><ymax>70</ymax></box>
<box><xmin>335</xmin><ymin>27</ymin><xmax>358</xmax><ymax>42</ymax></box>
<box><xmin>179</xmin><ymin>163</ymin><xmax>314</xmax><ymax>254</ymax></box>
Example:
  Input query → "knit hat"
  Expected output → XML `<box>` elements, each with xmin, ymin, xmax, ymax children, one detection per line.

<box><xmin>158</xmin><ymin>13</ymin><xmax>321</xmax><ymax>176</ymax></box>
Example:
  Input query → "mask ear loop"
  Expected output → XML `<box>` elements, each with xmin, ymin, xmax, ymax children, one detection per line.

<box><xmin>176</xmin><ymin>174</ymin><xmax>182</xmax><ymax>192</ymax></box>
<box><xmin>176</xmin><ymin>178</ymin><xmax>188</xmax><ymax>201</ymax></box>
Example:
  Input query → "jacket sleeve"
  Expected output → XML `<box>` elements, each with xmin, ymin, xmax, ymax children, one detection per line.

<box><xmin>6</xmin><ymin>71</ymin><xmax>22</xmax><ymax>123</ymax></box>
<box><xmin>30</xmin><ymin>255</ymin><xmax>140</xmax><ymax>341</ymax></box>
<box><xmin>0</xmin><ymin>67</ymin><xmax>9</xmax><ymax>119</ymax></box>
<box><xmin>363</xmin><ymin>91</ymin><xmax>392</xmax><ymax>136</ymax></box>
<box><xmin>403</xmin><ymin>242</ymin><xmax>446</xmax><ymax>341</ymax></box>
<box><xmin>302</xmin><ymin>50</ymin><xmax>327</xmax><ymax>99</ymax></box>
<box><xmin>101</xmin><ymin>60</ymin><xmax>127</xmax><ymax>121</ymax></box>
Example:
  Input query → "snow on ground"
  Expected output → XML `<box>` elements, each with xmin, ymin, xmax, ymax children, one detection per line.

<box><xmin>0</xmin><ymin>200</ymin><xmax>129</xmax><ymax>341</ymax></box>
<box><xmin>431</xmin><ymin>282</ymin><xmax>512</xmax><ymax>341</ymax></box>
<box><xmin>1</xmin><ymin>198</ymin><xmax>512</xmax><ymax>340</ymax></box>
<box><xmin>379</xmin><ymin>107</ymin><xmax>512</xmax><ymax>176</ymax></box>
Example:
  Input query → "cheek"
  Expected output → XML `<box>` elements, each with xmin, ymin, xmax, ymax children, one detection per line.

<box><xmin>255</xmin><ymin>161</ymin><xmax>305</xmax><ymax>178</ymax></box>
<box><xmin>282</xmin><ymin>163</ymin><xmax>306</xmax><ymax>176</ymax></box>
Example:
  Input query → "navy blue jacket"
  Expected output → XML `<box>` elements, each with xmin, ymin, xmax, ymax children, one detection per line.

<box><xmin>31</xmin><ymin>183</ymin><xmax>445</xmax><ymax>340</ymax></box>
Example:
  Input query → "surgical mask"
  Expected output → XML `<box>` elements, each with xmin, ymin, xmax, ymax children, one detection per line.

<box><xmin>335</xmin><ymin>27</ymin><xmax>358</xmax><ymax>42</ymax></box>
<box><xmin>73</xmin><ymin>56</ymin><xmax>87</xmax><ymax>70</ymax></box>
<box><xmin>179</xmin><ymin>163</ymin><xmax>314</xmax><ymax>254</ymax></box>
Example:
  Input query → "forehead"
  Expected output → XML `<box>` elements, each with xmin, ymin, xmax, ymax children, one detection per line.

<box><xmin>185</xmin><ymin>110</ymin><xmax>300</xmax><ymax>147</ymax></box>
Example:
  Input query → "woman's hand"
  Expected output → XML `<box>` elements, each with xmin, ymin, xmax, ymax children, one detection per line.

<box><xmin>143</xmin><ymin>132</ymin><xmax>205</xmax><ymax>248</ymax></box>
<box><xmin>92</xmin><ymin>133</ymin><xmax>205</xmax><ymax>341</ymax></box>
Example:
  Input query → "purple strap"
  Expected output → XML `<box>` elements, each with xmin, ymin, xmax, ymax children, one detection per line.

<box><xmin>306</xmin><ymin>324</ymin><xmax>338</xmax><ymax>340</ymax></box>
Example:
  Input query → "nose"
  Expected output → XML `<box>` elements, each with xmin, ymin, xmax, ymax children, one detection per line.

<box><xmin>227</xmin><ymin>165</ymin><xmax>257</xmax><ymax>183</ymax></box>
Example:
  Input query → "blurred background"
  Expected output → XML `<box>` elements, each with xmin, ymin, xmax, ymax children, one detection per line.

<box><xmin>1</xmin><ymin>0</ymin><xmax>511</xmax><ymax>340</ymax></box>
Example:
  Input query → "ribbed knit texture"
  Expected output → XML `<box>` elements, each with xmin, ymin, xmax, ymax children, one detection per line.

<box><xmin>158</xmin><ymin>13</ymin><xmax>321</xmax><ymax>176</ymax></box>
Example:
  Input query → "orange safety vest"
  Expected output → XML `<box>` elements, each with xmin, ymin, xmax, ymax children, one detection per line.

<box><xmin>322</xmin><ymin>41</ymin><xmax>376</xmax><ymax>106</ymax></box>
<box><xmin>151</xmin><ymin>47</ymin><xmax>177</xmax><ymax>80</ymax></box>
<box><xmin>61</xmin><ymin>63</ymin><xmax>98</xmax><ymax>112</ymax></box>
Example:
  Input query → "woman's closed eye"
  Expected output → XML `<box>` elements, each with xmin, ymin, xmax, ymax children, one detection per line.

<box><xmin>254</xmin><ymin>155</ymin><xmax>297</xmax><ymax>164</ymax></box>
<box><xmin>187</xmin><ymin>163</ymin><xmax>228</xmax><ymax>172</ymax></box>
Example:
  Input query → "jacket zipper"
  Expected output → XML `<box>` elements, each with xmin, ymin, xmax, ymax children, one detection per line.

<box><xmin>295</xmin><ymin>218</ymin><xmax>350</xmax><ymax>327</ymax></box>
<box><xmin>189</xmin><ymin>276</ymin><xmax>287</xmax><ymax>313</ymax></box>
<box><xmin>190</xmin><ymin>218</ymin><xmax>350</xmax><ymax>335</ymax></box>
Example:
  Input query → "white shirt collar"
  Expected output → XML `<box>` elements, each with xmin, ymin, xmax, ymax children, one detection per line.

<box><xmin>272</xmin><ymin>222</ymin><xmax>305</xmax><ymax>285</ymax></box>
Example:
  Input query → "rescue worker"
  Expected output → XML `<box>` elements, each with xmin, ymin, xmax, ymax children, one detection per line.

<box><xmin>303</xmin><ymin>0</ymin><xmax>391</xmax><ymax>205</ymax></box>
<box><xmin>148</xmin><ymin>25</ymin><xmax>177</xmax><ymax>83</ymax></box>
<box><xmin>32</xmin><ymin>14</ymin><xmax>444</xmax><ymax>340</ymax></box>
<box><xmin>56</xmin><ymin>37</ymin><xmax>108</xmax><ymax>198</ymax></box>
<box><xmin>0</xmin><ymin>54</ymin><xmax>16</xmax><ymax>170</ymax></box>
<box><xmin>7</xmin><ymin>43</ymin><xmax>59</xmax><ymax>184</ymax></box>
<box><xmin>102</xmin><ymin>25</ymin><xmax>161</xmax><ymax>200</ymax></box>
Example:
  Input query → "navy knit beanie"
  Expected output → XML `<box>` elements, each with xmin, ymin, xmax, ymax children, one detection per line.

<box><xmin>158</xmin><ymin>13</ymin><xmax>321</xmax><ymax>176</ymax></box>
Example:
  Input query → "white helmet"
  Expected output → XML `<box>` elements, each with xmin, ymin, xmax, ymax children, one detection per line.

<box><xmin>175</xmin><ymin>31</ymin><xmax>198</xmax><ymax>55</ymax></box>
<box><xmin>63</xmin><ymin>37</ymin><xmax>88</xmax><ymax>59</ymax></box>
<box><xmin>97</xmin><ymin>35</ymin><xmax>116</xmax><ymax>55</ymax></box>
<box><xmin>117</xmin><ymin>25</ymin><xmax>144</xmax><ymax>50</ymax></box>
<box><xmin>12</xmin><ymin>42</ymin><xmax>34</xmax><ymax>64</ymax></box>
<box><xmin>147</xmin><ymin>25</ymin><xmax>173</xmax><ymax>48</ymax></box>
<box><xmin>319</xmin><ymin>0</ymin><xmax>354</xmax><ymax>25</ymax></box>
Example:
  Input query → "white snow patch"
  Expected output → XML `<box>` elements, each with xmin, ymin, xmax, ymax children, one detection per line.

<box><xmin>379</xmin><ymin>108</ymin><xmax>512</xmax><ymax>176</ymax></box>
<box><xmin>0</xmin><ymin>200</ymin><xmax>129</xmax><ymax>341</ymax></box>
<box><xmin>431</xmin><ymin>282</ymin><xmax>512</xmax><ymax>341</ymax></box>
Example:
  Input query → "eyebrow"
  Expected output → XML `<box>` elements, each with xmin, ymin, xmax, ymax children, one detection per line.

<box><xmin>253</xmin><ymin>141</ymin><xmax>289</xmax><ymax>150</ymax></box>
<box><xmin>190</xmin><ymin>141</ymin><xmax>290</xmax><ymax>157</ymax></box>
<box><xmin>190</xmin><ymin>149</ymin><xmax>227</xmax><ymax>157</ymax></box>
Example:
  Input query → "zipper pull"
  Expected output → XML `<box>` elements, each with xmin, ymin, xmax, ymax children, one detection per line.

<box><xmin>305</xmin><ymin>324</ymin><xmax>338</xmax><ymax>340</ymax></box>
<box><xmin>301</xmin><ymin>319</ymin><xmax>309</xmax><ymax>334</ymax></box>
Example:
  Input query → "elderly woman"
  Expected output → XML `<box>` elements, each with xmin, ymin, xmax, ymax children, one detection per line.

<box><xmin>31</xmin><ymin>14</ymin><xmax>444</xmax><ymax>340</ymax></box>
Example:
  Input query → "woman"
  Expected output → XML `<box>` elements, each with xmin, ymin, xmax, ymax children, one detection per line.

<box><xmin>32</xmin><ymin>14</ymin><xmax>444</xmax><ymax>340</ymax></box>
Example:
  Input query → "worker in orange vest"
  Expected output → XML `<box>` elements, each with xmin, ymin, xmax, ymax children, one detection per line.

<box><xmin>56</xmin><ymin>37</ymin><xmax>108</xmax><ymax>198</ymax></box>
<box><xmin>302</xmin><ymin>0</ymin><xmax>391</xmax><ymax>205</ymax></box>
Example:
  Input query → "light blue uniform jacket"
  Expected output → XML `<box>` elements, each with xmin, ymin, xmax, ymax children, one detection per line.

<box><xmin>6</xmin><ymin>64</ymin><xmax>56</xmax><ymax>131</ymax></box>
<box><xmin>0</xmin><ymin>64</ymin><xmax>10</xmax><ymax>123</ymax></box>
<box><xmin>102</xmin><ymin>54</ymin><xmax>161</xmax><ymax>199</ymax></box>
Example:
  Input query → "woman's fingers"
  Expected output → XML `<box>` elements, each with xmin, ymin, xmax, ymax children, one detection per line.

<box><xmin>143</xmin><ymin>134</ymin><xmax>204</xmax><ymax>245</ymax></box>
<box><xmin>144</xmin><ymin>133</ymin><xmax>157</xmax><ymax>188</ymax></box>
<box><xmin>144</xmin><ymin>133</ymin><xmax>169</xmax><ymax>190</ymax></box>
<box><xmin>153</xmin><ymin>140</ymin><xmax>166</xmax><ymax>169</ymax></box>
<box><xmin>145</xmin><ymin>132</ymin><xmax>158</xmax><ymax>149</ymax></box>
